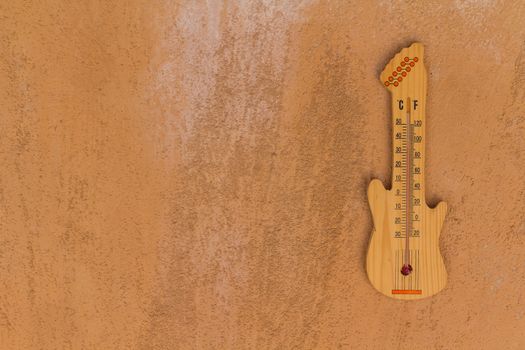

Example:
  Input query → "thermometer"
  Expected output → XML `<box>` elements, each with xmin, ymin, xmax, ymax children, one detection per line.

<box><xmin>366</xmin><ymin>43</ymin><xmax>448</xmax><ymax>299</ymax></box>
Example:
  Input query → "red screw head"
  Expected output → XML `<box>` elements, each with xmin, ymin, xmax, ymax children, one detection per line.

<box><xmin>397</xmin><ymin>66</ymin><xmax>402</xmax><ymax>72</ymax></box>
<box><xmin>401</xmin><ymin>61</ymin><xmax>406</xmax><ymax>67</ymax></box>
<box><xmin>402</xmin><ymin>71</ymin><xmax>407</xmax><ymax>77</ymax></box>
<box><xmin>406</xmin><ymin>66</ymin><xmax>411</xmax><ymax>72</ymax></box>
<box><xmin>389</xmin><ymin>76</ymin><xmax>394</xmax><ymax>81</ymax></box>
<box><xmin>404</xmin><ymin>57</ymin><xmax>409</xmax><ymax>62</ymax></box>
<box><xmin>385</xmin><ymin>81</ymin><xmax>390</xmax><ymax>86</ymax></box>
<box><xmin>394</xmin><ymin>81</ymin><xmax>399</xmax><ymax>87</ymax></box>
<box><xmin>413</xmin><ymin>57</ymin><xmax>419</xmax><ymax>62</ymax></box>
<box><xmin>398</xmin><ymin>77</ymin><xmax>403</xmax><ymax>82</ymax></box>
<box><xmin>409</xmin><ymin>62</ymin><xmax>415</xmax><ymax>67</ymax></box>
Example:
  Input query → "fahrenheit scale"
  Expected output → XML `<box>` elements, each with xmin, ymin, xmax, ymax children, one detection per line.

<box><xmin>366</xmin><ymin>43</ymin><xmax>448</xmax><ymax>299</ymax></box>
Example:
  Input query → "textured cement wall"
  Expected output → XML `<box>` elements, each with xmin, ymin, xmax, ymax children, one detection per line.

<box><xmin>1</xmin><ymin>1</ymin><xmax>524</xmax><ymax>349</ymax></box>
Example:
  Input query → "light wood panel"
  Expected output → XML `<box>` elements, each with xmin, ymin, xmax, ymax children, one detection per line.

<box><xmin>366</xmin><ymin>43</ymin><xmax>448</xmax><ymax>300</ymax></box>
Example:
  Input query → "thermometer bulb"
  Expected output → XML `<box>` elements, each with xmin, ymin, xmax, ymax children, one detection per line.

<box><xmin>401</xmin><ymin>264</ymin><xmax>413</xmax><ymax>276</ymax></box>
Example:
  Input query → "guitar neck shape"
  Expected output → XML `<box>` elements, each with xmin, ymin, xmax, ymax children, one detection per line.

<box><xmin>366</xmin><ymin>43</ymin><xmax>448</xmax><ymax>299</ymax></box>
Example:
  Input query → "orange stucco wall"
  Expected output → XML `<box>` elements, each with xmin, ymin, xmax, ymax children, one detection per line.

<box><xmin>1</xmin><ymin>1</ymin><xmax>524</xmax><ymax>349</ymax></box>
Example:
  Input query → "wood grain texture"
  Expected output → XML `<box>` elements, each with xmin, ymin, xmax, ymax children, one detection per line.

<box><xmin>367</xmin><ymin>43</ymin><xmax>448</xmax><ymax>299</ymax></box>
<box><xmin>1</xmin><ymin>1</ymin><xmax>525</xmax><ymax>349</ymax></box>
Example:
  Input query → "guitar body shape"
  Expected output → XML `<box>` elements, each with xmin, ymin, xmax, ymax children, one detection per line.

<box><xmin>366</xmin><ymin>43</ymin><xmax>448</xmax><ymax>300</ymax></box>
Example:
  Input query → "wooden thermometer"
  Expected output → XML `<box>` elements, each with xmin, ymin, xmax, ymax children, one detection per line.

<box><xmin>366</xmin><ymin>43</ymin><xmax>447</xmax><ymax>299</ymax></box>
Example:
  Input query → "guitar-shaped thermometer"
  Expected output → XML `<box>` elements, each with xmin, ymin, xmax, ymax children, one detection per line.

<box><xmin>366</xmin><ymin>43</ymin><xmax>447</xmax><ymax>299</ymax></box>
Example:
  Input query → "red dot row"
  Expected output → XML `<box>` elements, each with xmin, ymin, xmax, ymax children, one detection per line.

<box><xmin>384</xmin><ymin>57</ymin><xmax>418</xmax><ymax>87</ymax></box>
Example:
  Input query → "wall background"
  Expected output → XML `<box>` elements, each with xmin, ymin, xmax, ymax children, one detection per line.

<box><xmin>1</xmin><ymin>1</ymin><xmax>524</xmax><ymax>349</ymax></box>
